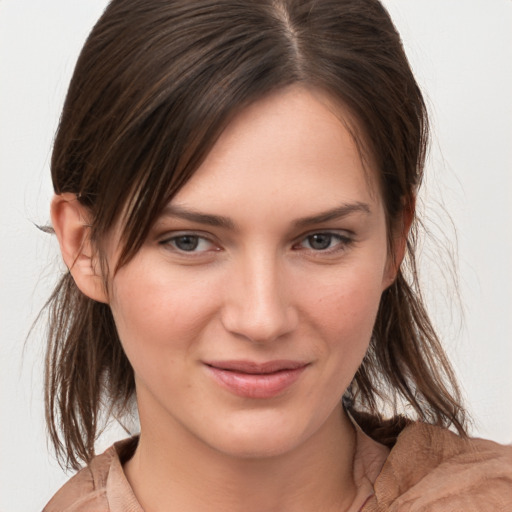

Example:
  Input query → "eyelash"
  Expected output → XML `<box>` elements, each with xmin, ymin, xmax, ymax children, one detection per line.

<box><xmin>159</xmin><ymin>233</ymin><xmax>219</xmax><ymax>254</ymax></box>
<box><xmin>293</xmin><ymin>232</ymin><xmax>353</xmax><ymax>254</ymax></box>
<box><xmin>158</xmin><ymin>231</ymin><xmax>353</xmax><ymax>255</ymax></box>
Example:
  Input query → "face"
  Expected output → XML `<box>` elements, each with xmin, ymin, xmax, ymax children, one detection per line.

<box><xmin>107</xmin><ymin>86</ymin><xmax>396</xmax><ymax>458</ymax></box>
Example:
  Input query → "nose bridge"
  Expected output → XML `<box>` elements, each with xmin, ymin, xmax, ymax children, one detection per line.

<box><xmin>222</xmin><ymin>248</ymin><xmax>297</xmax><ymax>343</ymax></box>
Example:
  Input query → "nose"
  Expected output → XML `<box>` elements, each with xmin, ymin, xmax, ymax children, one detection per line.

<box><xmin>220</xmin><ymin>253</ymin><xmax>298</xmax><ymax>343</ymax></box>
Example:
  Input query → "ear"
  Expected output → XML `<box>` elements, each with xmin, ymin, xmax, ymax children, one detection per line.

<box><xmin>383</xmin><ymin>196</ymin><xmax>415</xmax><ymax>288</ymax></box>
<box><xmin>51</xmin><ymin>193</ymin><xmax>109</xmax><ymax>303</ymax></box>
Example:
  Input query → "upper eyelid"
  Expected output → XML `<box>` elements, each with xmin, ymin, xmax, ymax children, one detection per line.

<box><xmin>293</xmin><ymin>228</ymin><xmax>354</xmax><ymax>242</ymax></box>
<box><xmin>158</xmin><ymin>233</ymin><xmax>220</xmax><ymax>256</ymax></box>
<box><xmin>290</xmin><ymin>233</ymin><xmax>353</xmax><ymax>254</ymax></box>
<box><xmin>158</xmin><ymin>230</ymin><xmax>216</xmax><ymax>242</ymax></box>
<box><xmin>156</xmin><ymin>229</ymin><xmax>354</xmax><ymax>246</ymax></box>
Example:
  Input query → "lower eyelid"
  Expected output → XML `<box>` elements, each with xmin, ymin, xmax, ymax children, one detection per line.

<box><xmin>295</xmin><ymin>232</ymin><xmax>353</xmax><ymax>248</ymax></box>
<box><xmin>158</xmin><ymin>231</ymin><xmax>353</xmax><ymax>253</ymax></box>
<box><xmin>159</xmin><ymin>233</ymin><xmax>217</xmax><ymax>252</ymax></box>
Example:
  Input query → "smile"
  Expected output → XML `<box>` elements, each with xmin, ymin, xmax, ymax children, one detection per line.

<box><xmin>203</xmin><ymin>360</ymin><xmax>309</xmax><ymax>399</ymax></box>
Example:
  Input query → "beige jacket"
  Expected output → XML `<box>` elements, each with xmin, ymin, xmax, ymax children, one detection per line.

<box><xmin>43</xmin><ymin>422</ymin><xmax>512</xmax><ymax>512</ymax></box>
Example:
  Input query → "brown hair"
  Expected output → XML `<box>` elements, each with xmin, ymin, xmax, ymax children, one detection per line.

<box><xmin>46</xmin><ymin>0</ymin><xmax>467</xmax><ymax>470</ymax></box>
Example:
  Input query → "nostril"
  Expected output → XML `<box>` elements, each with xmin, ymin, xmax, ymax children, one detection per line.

<box><xmin>220</xmin><ymin>303</ymin><xmax>298</xmax><ymax>344</ymax></box>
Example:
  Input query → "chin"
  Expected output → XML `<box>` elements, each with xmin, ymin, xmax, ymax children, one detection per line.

<box><xmin>200</xmin><ymin>410</ymin><xmax>319</xmax><ymax>460</ymax></box>
<box><xmin>212</xmin><ymin>432</ymin><xmax>303</xmax><ymax>460</ymax></box>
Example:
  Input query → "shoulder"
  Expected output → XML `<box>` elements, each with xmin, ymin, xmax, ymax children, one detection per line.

<box><xmin>42</xmin><ymin>449</ymin><xmax>112</xmax><ymax>512</ymax></box>
<box><xmin>42</xmin><ymin>437</ymin><xmax>139</xmax><ymax>512</ymax></box>
<box><xmin>367</xmin><ymin>422</ymin><xmax>512</xmax><ymax>511</ymax></box>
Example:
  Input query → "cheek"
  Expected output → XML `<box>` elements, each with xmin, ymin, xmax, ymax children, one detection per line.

<box><xmin>303</xmin><ymin>262</ymin><xmax>385</xmax><ymax>338</ymax></box>
<box><xmin>296</xmin><ymin>259</ymin><xmax>386</xmax><ymax>393</ymax></box>
<box><xmin>287</xmin><ymin>265</ymin><xmax>385</xmax><ymax>422</ymax></box>
<box><xmin>108</xmin><ymin>261</ymin><xmax>220</xmax><ymax>364</ymax></box>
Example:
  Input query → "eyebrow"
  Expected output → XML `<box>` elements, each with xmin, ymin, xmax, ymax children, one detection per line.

<box><xmin>159</xmin><ymin>201</ymin><xmax>371</xmax><ymax>230</ymax></box>
<box><xmin>159</xmin><ymin>205</ymin><xmax>236</xmax><ymax>229</ymax></box>
<box><xmin>293</xmin><ymin>201</ymin><xmax>371</xmax><ymax>228</ymax></box>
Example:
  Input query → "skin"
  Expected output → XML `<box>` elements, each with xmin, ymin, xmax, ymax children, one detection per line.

<box><xmin>52</xmin><ymin>86</ymin><xmax>403</xmax><ymax>512</ymax></box>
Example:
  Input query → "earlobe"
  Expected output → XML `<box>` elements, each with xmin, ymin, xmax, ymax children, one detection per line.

<box><xmin>51</xmin><ymin>193</ymin><xmax>109</xmax><ymax>304</ymax></box>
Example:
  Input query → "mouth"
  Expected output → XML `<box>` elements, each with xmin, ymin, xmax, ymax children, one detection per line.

<box><xmin>203</xmin><ymin>360</ymin><xmax>309</xmax><ymax>399</ymax></box>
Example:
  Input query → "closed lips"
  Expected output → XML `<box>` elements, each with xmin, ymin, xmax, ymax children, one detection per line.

<box><xmin>203</xmin><ymin>360</ymin><xmax>309</xmax><ymax>374</ymax></box>
<box><xmin>203</xmin><ymin>360</ymin><xmax>310</xmax><ymax>398</ymax></box>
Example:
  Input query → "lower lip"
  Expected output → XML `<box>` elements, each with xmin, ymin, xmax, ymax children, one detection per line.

<box><xmin>205</xmin><ymin>365</ymin><xmax>308</xmax><ymax>399</ymax></box>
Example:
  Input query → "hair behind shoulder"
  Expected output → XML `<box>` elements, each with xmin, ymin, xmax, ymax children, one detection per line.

<box><xmin>45</xmin><ymin>0</ymin><xmax>468</xmax><ymax>470</ymax></box>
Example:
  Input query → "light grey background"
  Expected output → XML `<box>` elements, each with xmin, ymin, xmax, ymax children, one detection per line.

<box><xmin>1</xmin><ymin>1</ymin><xmax>511</xmax><ymax>510</ymax></box>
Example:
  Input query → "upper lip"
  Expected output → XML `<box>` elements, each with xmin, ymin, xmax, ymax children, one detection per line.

<box><xmin>204</xmin><ymin>360</ymin><xmax>309</xmax><ymax>374</ymax></box>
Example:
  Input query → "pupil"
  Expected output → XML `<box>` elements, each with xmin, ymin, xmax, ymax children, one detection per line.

<box><xmin>309</xmin><ymin>234</ymin><xmax>331</xmax><ymax>250</ymax></box>
<box><xmin>176</xmin><ymin>235</ymin><xmax>199</xmax><ymax>251</ymax></box>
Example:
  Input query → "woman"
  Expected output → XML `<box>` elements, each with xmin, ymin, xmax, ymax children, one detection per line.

<box><xmin>43</xmin><ymin>0</ymin><xmax>512</xmax><ymax>510</ymax></box>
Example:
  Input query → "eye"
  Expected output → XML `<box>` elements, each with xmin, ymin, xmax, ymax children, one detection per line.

<box><xmin>295</xmin><ymin>232</ymin><xmax>352</xmax><ymax>252</ymax></box>
<box><xmin>160</xmin><ymin>233</ymin><xmax>217</xmax><ymax>253</ymax></box>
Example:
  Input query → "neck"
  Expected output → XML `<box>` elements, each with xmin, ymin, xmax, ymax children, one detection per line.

<box><xmin>124</xmin><ymin>403</ymin><xmax>358</xmax><ymax>512</ymax></box>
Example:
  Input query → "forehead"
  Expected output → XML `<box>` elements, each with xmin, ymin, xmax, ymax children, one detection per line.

<box><xmin>170</xmin><ymin>85</ymin><xmax>383</xmax><ymax>220</ymax></box>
